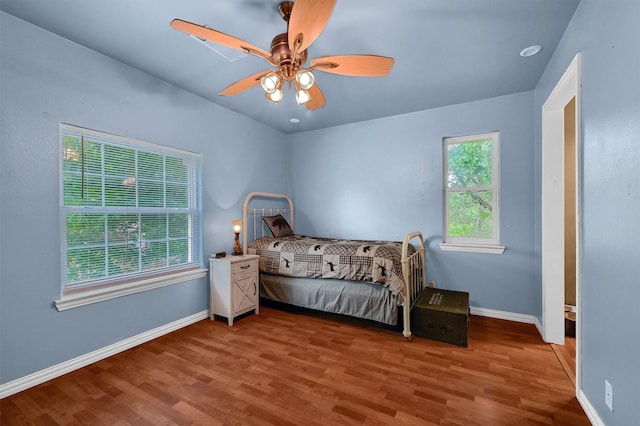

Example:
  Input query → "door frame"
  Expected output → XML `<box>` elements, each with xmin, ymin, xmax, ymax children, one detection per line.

<box><xmin>541</xmin><ymin>52</ymin><xmax>582</xmax><ymax>393</ymax></box>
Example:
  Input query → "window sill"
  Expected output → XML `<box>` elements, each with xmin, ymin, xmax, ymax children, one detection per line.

<box><xmin>54</xmin><ymin>268</ymin><xmax>208</xmax><ymax>311</ymax></box>
<box><xmin>439</xmin><ymin>243</ymin><xmax>505</xmax><ymax>254</ymax></box>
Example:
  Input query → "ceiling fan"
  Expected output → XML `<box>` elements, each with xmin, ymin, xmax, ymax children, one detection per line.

<box><xmin>170</xmin><ymin>0</ymin><xmax>394</xmax><ymax>110</ymax></box>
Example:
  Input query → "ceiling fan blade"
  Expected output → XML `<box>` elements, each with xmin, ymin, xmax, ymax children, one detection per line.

<box><xmin>306</xmin><ymin>84</ymin><xmax>326</xmax><ymax>110</ymax></box>
<box><xmin>311</xmin><ymin>55</ymin><xmax>395</xmax><ymax>77</ymax></box>
<box><xmin>171</xmin><ymin>19</ymin><xmax>273</xmax><ymax>63</ymax></box>
<box><xmin>288</xmin><ymin>0</ymin><xmax>336</xmax><ymax>52</ymax></box>
<box><xmin>219</xmin><ymin>69</ymin><xmax>272</xmax><ymax>96</ymax></box>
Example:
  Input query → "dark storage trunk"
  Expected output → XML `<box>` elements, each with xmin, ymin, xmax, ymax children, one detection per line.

<box><xmin>412</xmin><ymin>287</ymin><xmax>469</xmax><ymax>347</ymax></box>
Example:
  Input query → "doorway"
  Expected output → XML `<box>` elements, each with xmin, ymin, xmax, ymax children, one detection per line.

<box><xmin>541</xmin><ymin>52</ymin><xmax>581</xmax><ymax>393</ymax></box>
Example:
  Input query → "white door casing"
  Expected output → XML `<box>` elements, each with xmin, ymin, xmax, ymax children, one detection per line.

<box><xmin>541</xmin><ymin>52</ymin><xmax>581</xmax><ymax>394</ymax></box>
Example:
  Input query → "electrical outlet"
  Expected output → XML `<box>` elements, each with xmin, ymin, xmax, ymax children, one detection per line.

<box><xmin>605</xmin><ymin>380</ymin><xmax>614</xmax><ymax>411</ymax></box>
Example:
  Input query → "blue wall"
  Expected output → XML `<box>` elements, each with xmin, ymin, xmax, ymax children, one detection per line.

<box><xmin>0</xmin><ymin>12</ymin><xmax>290</xmax><ymax>384</ymax></box>
<box><xmin>289</xmin><ymin>92</ymin><xmax>538</xmax><ymax>315</ymax></box>
<box><xmin>533</xmin><ymin>0</ymin><xmax>640</xmax><ymax>424</ymax></box>
<box><xmin>3</xmin><ymin>2</ymin><xmax>640</xmax><ymax>424</ymax></box>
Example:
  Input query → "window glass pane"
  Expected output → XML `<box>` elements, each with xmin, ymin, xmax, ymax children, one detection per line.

<box><xmin>104</xmin><ymin>145</ymin><xmax>135</xmax><ymax>177</ymax></box>
<box><xmin>447</xmin><ymin>139</ymin><xmax>492</xmax><ymax>188</ymax></box>
<box><xmin>141</xmin><ymin>214</ymin><xmax>167</xmax><ymax>240</ymax></box>
<box><xmin>67</xmin><ymin>247</ymin><xmax>106</xmax><ymax>283</ymax></box>
<box><xmin>169</xmin><ymin>240</ymin><xmax>188</xmax><ymax>265</ymax></box>
<box><xmin>104</xmin><ymin>145</ymin><xmax>135</xmax><ymax>207</ymax></box>
<box><xmin>108</xmin><ymin>244</ymin><xmax>140</xmax><ymax>275</ymax></box>
<box><xmin>62</xmin><ymin>137</ymin><xmax>82</xmax><ymax>172</ymax></box>
<box><xmin>166</xmin><ymin>157</ymin><xmax>188</xmax><ymax>182</ymax></box>
<box><xmin>63</xmin><ymin>174</ymin><xmax>82</xmax><ymax>206</ymax></box>
<box><xmin>82</xmin><ymin>175</ymin><xmax>104</xmax><ymax>206</ymax></box>
<box><xmin>67</xmin><ymin>214</ymin><xmax>105</xmax><ymax>246</ymax></box>
<box><xmin>169</xmin><ymin>214</ymin><xmax>188</xmax><ymax>238</ymax></box>
<box><xmin>83</xmin><ymin>140</ymin><xmax>103</xmax><ymax>175</ymax></box>
<box><xmin>63</xmin><ymin>174</ymin><xmax>103</xmax><ymax>206</ymax></box>
<box><xmin>142</xmin><ymin>241</ymin><xmax>168</xmax><ymax>270</ymax></box>
<box><xmin>138</xmin><ymin>179</ymin><xmax>165</xmax><ymax>207</ymax></box>
<box><xmin>138</xmin><ymin>152</ymin><xmax>164</xmax><ymax>180</ymax></box>
<box><xmin>107</xmin><ymin>214</ymin><xmax>139</xmax><ymax>243</ymax></box>
<box><xmin>167</xmin><ymin>183</ymin><xmax>188</xmax><ymax>208</ymax></box>
<box><xmin>448</xmin><ymin>190</ymin><xmax>493</xmax><ymax>238</ymax></box>
<box><xmin>105</xmin><ymin>176</ymin><xmax>136</xmax><ymax>206</ymax></box>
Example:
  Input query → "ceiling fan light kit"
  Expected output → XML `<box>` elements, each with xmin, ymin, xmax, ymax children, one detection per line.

<box><xmin>265</xmin><ymin>88</ymin><xmax>284</xmax><ymax>104</ymax></box>
<box><xmin>260</xmin><ymin>72</ymin><xmax>280</xmax><ymax>94</ymax></box>
<box><xmin>295</xmin><ymin>70</ymin><xmax>314</xmax><ymax>90</ymax></box>
<box><xmin>170</xmin><ymin>0</ymin><xmax>394</xmax><ymax>110</ymax></box>
<box><xmin>295</xmin><ymin>88</ymin><xmax>311</xmax><ymax>105</ymax></box>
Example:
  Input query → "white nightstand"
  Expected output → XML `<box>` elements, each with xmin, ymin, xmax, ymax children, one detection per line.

<box><xmin>209</xmin><ymin>254</ymin><xmax>260</xmax><ymax>325</ymax></box>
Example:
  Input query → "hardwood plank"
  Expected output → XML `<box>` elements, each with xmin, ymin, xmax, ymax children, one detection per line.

<box><xmin>552</xmin><ymin>336</ymin><xmax>577</xmax><ymax>387</ymax></box>
<box><xmin>1</xmin><ymin>308</ymin><xmax>589</xmax><ymax>425</ymax></box>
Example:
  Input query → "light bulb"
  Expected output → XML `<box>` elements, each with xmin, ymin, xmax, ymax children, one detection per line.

<box><xmin>295</xmin><ymin>70</ymin><xmax>315</xmax><ymax>90</ymax></box>
<box><xmin>266</xmin><ymin>88</ymin><xmax>283</xmax><ymax>103</ymax></box>
<box><xmin>260</xmin><ymin>72</ymin><xmax>279</xmax><ymax>94</ymax></box>
<box><xmin>296</xmin><ymin>88</ymin><xmax>311</xmax><ymax>105</ymax></box>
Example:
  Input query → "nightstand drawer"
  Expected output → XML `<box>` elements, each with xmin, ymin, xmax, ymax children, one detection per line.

<box><xmin>232</xmin><ymin>258</ymin><xmax>258</xmax><ymax>275</ymax></box>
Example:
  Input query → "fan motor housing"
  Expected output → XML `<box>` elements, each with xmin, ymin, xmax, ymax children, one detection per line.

<box><xmin>270</xmin><ymin>33</ymin><xmax>307</xmax><ymax>71</ymax></box>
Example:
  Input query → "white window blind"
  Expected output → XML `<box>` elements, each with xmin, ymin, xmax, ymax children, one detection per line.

<box><xmin>59</xmin><ymin>123</ymin><xmax>202</xmax><ymax>296</ymax></box>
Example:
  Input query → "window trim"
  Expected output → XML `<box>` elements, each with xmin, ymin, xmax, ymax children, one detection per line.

<box><xmin>440</xmin><ymin>131</ymin><xmax>505</xmax><ymax>254</ymax></box>
<box><xmin>54</xmin><ymin>267</ymin><xmax>208</xmax><ymax>311</ymax></box>
<box><xmin>57</xmin><ymin>123</ymin><xmax>204</xmax><ymax>308</ymax></box>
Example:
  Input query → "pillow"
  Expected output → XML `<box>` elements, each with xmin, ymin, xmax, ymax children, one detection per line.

<box><xmin>262</xmin><ymin>214</ymin><xmax>294</xmax><ymax>238</ymax></box>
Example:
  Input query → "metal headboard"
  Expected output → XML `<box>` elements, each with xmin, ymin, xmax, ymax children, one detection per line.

<box><xmin>242</xmin><ymin>192</ymin><xmax>294</xmax><ymax>253</ymax></box>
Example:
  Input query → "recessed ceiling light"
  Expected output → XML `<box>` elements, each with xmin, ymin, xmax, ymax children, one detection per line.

<box><xmin>520</xmin><ymin>45</ymin><xmax>542</xmax><ymax>57</ymax></box>
<box><xmin>289</xmin><ymin>118</ymin><xmax>300</xmax><ymax>124</ymax></box>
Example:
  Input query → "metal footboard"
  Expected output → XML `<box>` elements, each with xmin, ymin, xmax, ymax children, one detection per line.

<box><xmin>401</xmin><ymin>231</ymin><xmax>426</xmax><ymax>341</ymax></box>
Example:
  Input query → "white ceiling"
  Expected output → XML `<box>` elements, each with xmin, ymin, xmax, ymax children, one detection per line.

<box><xmin>0</xmin><ymin>0</ymin><xmax>580</xmax><ymax>134</ymax></box>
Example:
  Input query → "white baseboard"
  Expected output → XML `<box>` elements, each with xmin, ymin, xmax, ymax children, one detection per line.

<box><xmin>470</xmin><ymin>306</ymin><xmax>544</xmax><ymax>337</ymax></box>
<box><xmin>578</xmin><ymin>389</ymin><xmax>604</xmax><ymax>426</ymax></box>
<box><xmin>0</xmin><ymin>310</ymin><xmax>208</xmax><ymax>399</ymax></box>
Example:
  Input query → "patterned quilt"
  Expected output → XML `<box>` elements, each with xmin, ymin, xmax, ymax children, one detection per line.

<box><xmin>248</xmin><ymin>235</ymin><xmax>414</xmax><ymax>304</ymax></box>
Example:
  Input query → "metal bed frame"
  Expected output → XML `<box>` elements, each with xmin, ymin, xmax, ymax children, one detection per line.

<box><xmin>242</xmin><ymin>191</ymin><xmax>425</xmax><ymax>340</ymax></box>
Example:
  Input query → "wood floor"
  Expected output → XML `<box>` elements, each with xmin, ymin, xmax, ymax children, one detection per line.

<box><xmin>1</xmin><ymin>307</ymin><xmax>589</xmax><ymax>425</ymax></box>
<box><xmin>552</xmin><ymin>336</ymin><xmax>577</xmax><ymax>387</ymax></box>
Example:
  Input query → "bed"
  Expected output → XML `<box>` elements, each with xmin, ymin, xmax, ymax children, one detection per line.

<box><xmin>242</xmin><ymin>192</ymin><xmax>426</xmax><ymax>340</ymax></box>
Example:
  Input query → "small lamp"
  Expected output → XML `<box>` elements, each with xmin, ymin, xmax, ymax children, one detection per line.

<box><xmin>232</xmin><ymin>220</ymin><xmax>243</xmax><ymax>255</ymax></box>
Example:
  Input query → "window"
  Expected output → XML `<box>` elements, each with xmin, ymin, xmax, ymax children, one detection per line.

<box><xmin>441</xmin><ymin>131</ymin><xmax>504</xmax><ymax>254</ymax></box>
<box><xmin>56</xmin><ymin>124</ymin><xmax>204</xmax><ymax>309</ymax></box>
